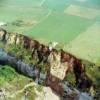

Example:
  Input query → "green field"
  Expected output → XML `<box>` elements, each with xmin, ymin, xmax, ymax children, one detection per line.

<box><xmin>0</xmin><ymin>0</ymin><xmax>100</xmax><ymax>63</ymax></box>
<box><xmin>64</xmin><ymin>22</ymin><xmax>100</xmax><ymax>65</ymax></box>
<box><xmin>0</xmin><ymin>1</ymin><xmax>100</xmax><ymax>99</ymax></box>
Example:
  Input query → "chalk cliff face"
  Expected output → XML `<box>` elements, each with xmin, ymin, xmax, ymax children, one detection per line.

<box><xmin>0</xmin><ymin>30</ymin><xmax>23</xmax><ymax>45</ymax></box>
<box><xmin>0</xmin><ymin>29</ymin><xmax>94</xmax><ymax>100</ymax></box>
<box><xmin>0</xmin><ymin>29</ymin><xmax>7</xmax><ymax>41</ymax></box>
<box><xmin>0</xmin><ymin>29</ymin><xmax>65</xmax><ymax>96</ymax></box>
<box><xmin>7</xmin><ymin>33</ymin><xmax>17</xmax><ymax>44</ymax></box>
<box><xmin>0</xmin><ymin>30</ymin><xmax>4</xmax><ymax>40</ymax></box>
<box><xmin>0</xmin><ymin>51</ymin><xmax>93</xmax><ymax>100</ymax></box>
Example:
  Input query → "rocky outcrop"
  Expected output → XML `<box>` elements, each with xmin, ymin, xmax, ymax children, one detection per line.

<box><xmin>0</xmin><ymin>29</ymin><xmax>95</xmax><ymax>99</ymax></box>
<box><xmin>0</xmin><ymin>48</ymin><xmax>37</xmax><ymax>79</ymax></box>
<box><xmin>0</xmin><ymin>49</ymin><xmax>94</xmax><ymax>100</ymax></box>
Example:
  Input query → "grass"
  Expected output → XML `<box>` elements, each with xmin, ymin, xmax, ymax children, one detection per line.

<box><xmin>0</xmin><ymin>0</ymin><xmax>99</xmax><ymax>44</ymax></box>
<box><xmin>0</xmin><ymin>66</ymin><xmax>17</xmax><ymax>80</ymax></box>
<box><xmin>65</xmin><ymin>22</ymin><xmax>100</xmax><ymax>65</ymax></box>
<box><xmin>0</xmin><ymin>65</ymin><xmax>17</xmax><ymax>86</ymax></box>
<box><xmin>86</xmin><ymin>66</ymin><xmax>100</xmax><ymax>87</ymax></box>
<box><xmin>0</xmin><ymin>65</ymin><xmax>31</xmax><ymax>87</ymax></box>
<box><xmin>0</xmin><ymin>65</ymin><xmax>43</xmax><ymax>100</ymax></box>
<box><xmin>86</xmin><ymin>65</ymin><xmax>100</xmax><ymax>98</ymax></box>
<box><xmin>0</xmin><ymin>66</ymin><xmax>30</xmax><ymax>99</ymax></box>
<box><xmin>64</xmin><ymin>5</ymin><xmax>100</xmax><ymax>19</ymax></box>
<box><xmin>25</xmin><ymin>12</ymin><xmax>93</xmax><ymax>44</ymax></box>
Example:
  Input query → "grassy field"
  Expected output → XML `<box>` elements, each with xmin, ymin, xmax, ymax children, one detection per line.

<box><xmin>0</xmin><ymin>0</ymin><xmax>99</xmax><ymax>39</ymax></box>
<box><xmin>0</xmin><ymin>0</ymin><xmax>100</xmax><ymax>65</ymax></box>
<box><xmin>64</xmin><ymin>22</ymin><xmax>100</xmax><ymax>65</ymax></box>
<box><xmin>0</xmin><ymin>0</ymin><xmax>100</xmax><ymax>63</ymax></box>
<box><xmin>0</xmin><ymin>0</ymin><xmax>100</xmax><ymax>99</ymax></box>
<box><xmin>25</xmin><ymin>12</ymin><xmax>93</xmax><ymax>44</ymax></box>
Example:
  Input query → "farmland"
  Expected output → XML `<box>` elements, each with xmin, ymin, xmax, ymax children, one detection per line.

<box><xmin>0</xmin><ymin>0</ymin><xmax>100</xmax><ymax>63</ymax></box>
<box><xmin>0</xmin><ymin>0</ymin><xmax>100</xmax><ymax>99</ymax></box>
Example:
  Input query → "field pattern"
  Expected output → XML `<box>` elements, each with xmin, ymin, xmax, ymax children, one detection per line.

<box><xmin>0</xmin><ymin>0</ymin><xmax>100</xmax><ymax>63</ymax></box>
<box><xmin>64</xmin><ymin>22</ymin><xmax>100</xmax><ymax>65</ymax></box>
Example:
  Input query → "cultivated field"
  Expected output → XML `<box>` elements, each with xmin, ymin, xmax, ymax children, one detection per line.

<box><xmin>64</xmin><ymin>5</ymin><xmax>100</xmax><ymax>19</ymax></box>
<box><xmin>64</xmin><ymin>22</ymin><xmax>100</xmax><ymax>65</ymax></box>
<box><xmin>0</xmin><ymin>0</ymin><xmax>100</xmax><ymax>63</ymax></box>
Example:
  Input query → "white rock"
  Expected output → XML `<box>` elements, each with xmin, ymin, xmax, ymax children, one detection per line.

<box><xmin>43</xmin><ymin>87</ymin><xmax>60</xmax><ymax>100</ymax></box>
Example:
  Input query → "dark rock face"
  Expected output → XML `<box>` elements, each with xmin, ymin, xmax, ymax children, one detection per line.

<box><xmin>16</xmin><ymin>60</ymin><xmax>35</xmax><ymax>78</ymax></box>
<box><xmin>0</xmin><ymin>50</ymin><xmax>65</xmax><ymax>97</ymax></box>
<box><xmin>46</xmin><ymin>74</ymin><xmax>64</xmax><ymax>96</ymax></box>
<box><xmin>0</xmin><ymin>49</ymin><xmax>48</xmax><ymax>84</ymax></box>
<box><xmin>0</xmin><ymin>29</ymin><xmax>95</xmax><ymax>99</ymax></box>
<box><xmin>0</xmin><ymin>49</ymin><xmax>34</xmax><ymax>78</ymax></box>
<box><xmin>0</xmin><ymin>49</ymin><xmax>8</xmax><ymax>65</ymax></box>
<box><xmin>0</xmin><ymin>28</ymin><xmax>7</xmax><ymax>42</ymax></box>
